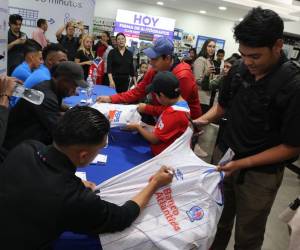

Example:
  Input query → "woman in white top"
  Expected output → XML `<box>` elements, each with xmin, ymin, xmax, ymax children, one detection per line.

<box><xmin>193</xmin><ymin>39</ymin><xmax>216</xmax><ymax>158</ymax></box>
<box><xmin>193</xmin><ymin>39</ymin><xmax>216</xmax><ymax>86</ymax></box>
<box><xmin>193</xmin><ymin>39</ymin><xmax>217</xmax><ymax>111</ymax></box>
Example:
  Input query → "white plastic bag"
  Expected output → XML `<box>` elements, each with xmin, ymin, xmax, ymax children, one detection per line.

<box><xmin>96</xmin><ymin>127</ymin><xmax>224</xmax><ymax>250</ymax></box>
<box><xmin>91</xmin><ymin>103</ymin><xmax>141</xmax><ymax>127</ymax></box>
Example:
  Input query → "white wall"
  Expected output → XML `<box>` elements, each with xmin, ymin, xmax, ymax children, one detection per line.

<box><xmin>94</xmin><ymin>0</ymin><xmax>239</xmax><ymax>57</ymax></box>
<box><xmin>284</xmin><ymin>21</ymin><xmax>300</xmax><ymax>35</ymax></box>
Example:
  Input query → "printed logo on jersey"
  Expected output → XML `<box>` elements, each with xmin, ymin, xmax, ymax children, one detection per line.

<box><xmin>156</xmin><ymin>116</ymin><xmax>164</xmax><ymax>130</ymax></box>
<box><xmin>186</xmin><ymin>206</ymin><xmax>204</xmax><ymax>222</ymax></box>
<box><xmin>108</xmin><ymin>110</ymin><xmax>122</xmax><ymax>123</ymax></box>
<box><xmin>174</xmin><ymin>169</ymin><xmax>184</xmax><ymax>181</ymax></box>
<box><xmin>155</xmin><ymin>187</ymin><xmax>181</xmax><ymax>231</ymax></box>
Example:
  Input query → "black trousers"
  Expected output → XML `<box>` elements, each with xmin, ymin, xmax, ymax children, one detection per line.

<box><xmin>113</xmin><ymin>75</ymin><xmax>130</xmax><ymax>93</ymax></box>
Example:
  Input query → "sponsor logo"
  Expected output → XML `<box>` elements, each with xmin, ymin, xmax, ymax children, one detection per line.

<box><xmin>174</xmin><ymin>169</ymin><xmax>184</xmax><ymax>181</ymax></box>
<box><xmin>108</xmin><ymin>110</ymin><xmax>122</xmax><ymax>123</ymax></box>
<box><xmin>155</xmin><ymin>187</ymin><xmax>181</xmax><ymax>231</ymax></box>
<box><xmin>186</xmin><ymin>206</ymin><xmax>204</xmax><ymax>222</ymax></box>
<box><xmin>155</xmin><ymin>116</ymin><xmax>164</xmax><ymax>130</ymax></box>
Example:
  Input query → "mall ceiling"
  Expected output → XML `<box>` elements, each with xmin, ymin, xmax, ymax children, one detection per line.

<box><xmin>130</xmin><ymin>0</ymin><xmax>300</xmax><ymax>21</ymax></box>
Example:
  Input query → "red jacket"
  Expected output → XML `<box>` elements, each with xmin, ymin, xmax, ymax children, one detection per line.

<box><xmin>111</xmin><ymin>62</ymin><xmax>202</xmax><ymax>119</ymax></box>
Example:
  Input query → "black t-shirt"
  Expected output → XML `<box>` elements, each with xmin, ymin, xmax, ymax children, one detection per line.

<box><xmin>57</xmin><ymin>34</ymin><xmax>80</xmax><ymax>61</ymax></box>
<box><xmin>3</xmin><ymin>80</ymin><xmax>63</xmax><ymax>150</ymax></box>
<box><xmin>7</xmin><ymin>29</ymin><xmax>27</xmax><ymax>75</ymax></box>
<box><xmin>107</xmin><ymin>48</ymin><xmax>134</xmax><ymax>77</ymax></box>
<box><xmin>0</xmin><ymin>141</ymin><xmax>140</xmax><ymax>250</ymax></box>
<box><xmin>75</xmin><ymin>50</ymin><xmax>94</xmax><ymax>80</ymax></box>
<box><xmin>218</xmin><ymin>54</ymin><xmax>300</xmax><ymax>171</ymax></box>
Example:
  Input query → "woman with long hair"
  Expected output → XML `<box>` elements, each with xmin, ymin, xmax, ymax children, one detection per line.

<box><xmin>74</xmin><ymin>34</ymin><xmax>95</xmax><ymax>80</ymax></box>
<box><xmin>107</xmin><ymin>33</ymin><xmax>136</xmax><ymax>93</ymax></box>
<box><xmin>192</xmin><ymin>39</ymin><xmax>217</xmax><ymax>158</ymax></box>
<box><xmin>193</xmin><ymin>39</ymin><xmax>216</xmax><ymax>86</ymax></box>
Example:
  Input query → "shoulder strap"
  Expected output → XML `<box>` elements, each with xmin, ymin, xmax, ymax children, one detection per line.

<box><xmin>267</xmin><ymin>60</ymin><xmax>300</xmax><ymax>99</ymax></box>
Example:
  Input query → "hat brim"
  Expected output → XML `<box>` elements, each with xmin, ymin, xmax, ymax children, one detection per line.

<box><xmin>143</xmin><ymin>47</ymin><xmax>160</xmax><ymax>59</ymax></box>
<box><xmin>75</xmin><ymin>79</ymin><xmax>89</xmax><ymax>88</ymax></box>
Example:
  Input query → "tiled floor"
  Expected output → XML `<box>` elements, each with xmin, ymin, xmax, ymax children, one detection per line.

<box><xmin>197</xmin><ymin>123</ymin><xmax>300</xmax><ymax>250</ymax></box>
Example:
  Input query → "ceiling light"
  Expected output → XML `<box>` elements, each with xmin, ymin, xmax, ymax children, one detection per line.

<box><xmin>157</xmin><ymin>1</ymin><xmax>164</xmax><ymax>5</ymax></box>
<box><xmin>218</xmin><ymin>6</ymin><xmax>227</xmax><ymax>10</ymax></box>
<box><xmin>239</xmin><ymin>17</ymin><xmax>243</xmax><ymax>21</ymax></box>
<box><xmin>199</xmin><ymin>10</ymin><xmax>207</xmax><ymax>14</ymax></box>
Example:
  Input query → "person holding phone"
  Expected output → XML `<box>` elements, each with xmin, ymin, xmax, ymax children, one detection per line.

<box><xmin>56</xmin><ymin>21</ymin><xmax>83</xmax><ymax>61</ymax></box>
<box><xmin>7</xmin><ymin>14</ymin><xmax>28</xmax><ymax>75</ymax></box>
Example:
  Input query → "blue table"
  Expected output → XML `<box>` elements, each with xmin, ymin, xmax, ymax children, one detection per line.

<box><xmin>54</xmin><ymin>85</ymin><xmax>152</xmax><ymax>250</ymax></box>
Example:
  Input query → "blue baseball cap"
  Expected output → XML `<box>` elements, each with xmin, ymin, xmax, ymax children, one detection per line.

<box><xmin>143</xmin><ymin>37</ymin><xmax>174</xmax><ymax>59</ymax></box>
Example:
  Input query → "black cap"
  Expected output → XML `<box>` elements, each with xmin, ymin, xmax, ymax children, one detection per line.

<box><xmin>146</xmin><ymin>71</ymin><xmax>180</xmax><ymax>98</ymax></box>
<box><xmin>53</xmin><ymin>61</ymin><xmax>88</xmax><ymax>88</ymax></box>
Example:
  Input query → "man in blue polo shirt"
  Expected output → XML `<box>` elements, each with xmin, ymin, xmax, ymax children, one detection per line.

<box><xmin>11</xmin><ymin>39</ymin><xmax>42</xmax><ymax>82</ymax></box>
<box><xmin>24</xmin><ymin>43</ymin><xmax>67</xmax><ymax>89</ymax></box>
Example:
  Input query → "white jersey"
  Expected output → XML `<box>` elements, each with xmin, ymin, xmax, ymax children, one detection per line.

<box><xmin>92</xmin><ymin>103</ymin><xmax>141</xmax><ymax>127</ymax></box>
<box><xmin>96</xmin><ymin>127</ymin><xmax>224</xmax><ymax>250</ymax></box>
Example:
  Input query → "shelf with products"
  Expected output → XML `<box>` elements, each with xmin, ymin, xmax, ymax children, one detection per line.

<box><xmin>283</xmin><ymin>32</ymin><xmax>300</xmax><ymax>61</ymax></box>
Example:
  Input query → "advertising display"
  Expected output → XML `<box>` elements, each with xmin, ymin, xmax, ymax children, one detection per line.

<box><xmin>114</xmin><ymin>9</ymin><xmax>175</xmax><ymax>44</ymax></box>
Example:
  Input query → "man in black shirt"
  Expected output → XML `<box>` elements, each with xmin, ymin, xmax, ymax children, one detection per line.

<box><xmin>4</xmin><ymin>61</ymin><xmax>88</xmax><ymax>150</ymax></box>
<box><xmin>0</xmin><ymin>106</ymin><xmax>173</xmax><ymax>250</ymax></box>
<box><xmin>194</xmin><ymin>8</ymin><xmax>300</xmax><ymax>250</ymax></box>
<box><xmin>56</xmin><ymin>22</ymin><xmax>83</xmax><ymax>61</ymax></box>
<box><xmin>7</xmin><ymin>14</ymin><xmax>28</xmax><ymax>75</ymax></box>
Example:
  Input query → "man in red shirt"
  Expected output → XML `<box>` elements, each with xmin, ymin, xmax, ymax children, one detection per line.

<box><xmin>126</xmin><ymin>71</ymin><xmax>190</xmax><ymax>156</ymax></box>
<box><xmin>97</xmin><ymin>37</ymin><xmax>201</xmax><ymax>119</ymax></box>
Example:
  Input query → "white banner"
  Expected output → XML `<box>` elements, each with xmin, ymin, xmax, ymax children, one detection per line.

<box><xmin>0</xmin><ymin>0</ymin><xmax>8</xmax><ymax>74</ymax></box>
<box><xmin>8</xmin><ymin>0</ymin><xmax>96</xmax><ymax>43</ymax></box>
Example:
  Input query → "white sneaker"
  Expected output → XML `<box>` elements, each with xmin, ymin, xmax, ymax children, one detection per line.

<box><xmin>194</xmin><ymin>144</ymin><xmax>208</xmax><ymax>158</ymax></box>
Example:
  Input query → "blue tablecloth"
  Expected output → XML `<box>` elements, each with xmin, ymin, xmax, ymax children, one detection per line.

<box><xmin>54</xmin><ymin>85</ymin><xmax>152</xmax><ymax>250</ymax></box>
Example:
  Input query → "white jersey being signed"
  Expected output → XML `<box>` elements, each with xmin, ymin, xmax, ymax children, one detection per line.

<box><xmin>96</xmin><ymin>127</ymin><xmax>224</xmax><ymax>250</ymax></box>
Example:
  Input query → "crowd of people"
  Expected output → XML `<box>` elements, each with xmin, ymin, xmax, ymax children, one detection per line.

<box><xmin>0</xmin><ymin>6</ymin><xmax>300</xmax><ymax>250</ymax></box>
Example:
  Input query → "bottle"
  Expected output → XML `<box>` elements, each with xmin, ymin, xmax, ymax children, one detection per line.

<box><xmin>92</xmin><ymin>68</ymin><xmax>97</xmax><ymax>84</ymax></box>
<box><xmin>12</xmin><ymin>84</ymin><xmax>44</xmax><ymax>105</ymax></box>
<box><xmin>86</xmin><ymin>75</ymin><xmax>93</xmax><ymax>105</ymax></box>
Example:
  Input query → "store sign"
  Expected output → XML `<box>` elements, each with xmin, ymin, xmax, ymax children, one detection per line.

<box><xmin>114</xmin><ymin>9</ymin><xmax>175</xmax><ymax>41</ymax></box>
<box><xmin>8</xmin><ymin>0</ymin><xmax>95</xmax><ymax>42</ymax></box>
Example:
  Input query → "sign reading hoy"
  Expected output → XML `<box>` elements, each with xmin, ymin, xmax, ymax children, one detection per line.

<box><xmin>116</xmin><ymin>9</ymin><xmax>175</xmax><ymax>30</ymax></box>
<box><xmin>133</xmin><ymin>14</ymin><xmax>159</xmax><ymax>27</ymax></box>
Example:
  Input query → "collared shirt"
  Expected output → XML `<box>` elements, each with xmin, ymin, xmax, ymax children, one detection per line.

<box><xmin>7</xmin><ymin>29</ymin><xmax>27</xmax><ymax>75</ymax></box>
<box><xmin>57</xmin><ymin>34</ymin><xmax>80</xmax><ymax>61</ymax></box>
<box><xmin>107</xmin><ymin>48</ymin><xmax>134</xmax><ymax>77</ymax></box>
<box><xmin>11</xmin><ymin>61</ymin><xmax>32</xmax><ymax>82</ymax></box>
<box><xmin>3</xmin><ymin>80</ymin><xmax>62</xmax><ymax>150</ymax></box>
<box><xmin>218</xmin><ymin>53</ymin><xmax>300</xmax><ymax>171</ymax></box>
<box><xmin>24</xmin><ymin>64</ymin><xmax>51</xmax><ymax>89</ymax></box>
<box><xmin>0</xmin><ymin>141</ymin><xmax>140</xmax><ymax>250</ymax></box>
<box><xmin>32</xmin><ymin>27</ymin><xmax>48</xmax><ymax>48</ymax></box>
